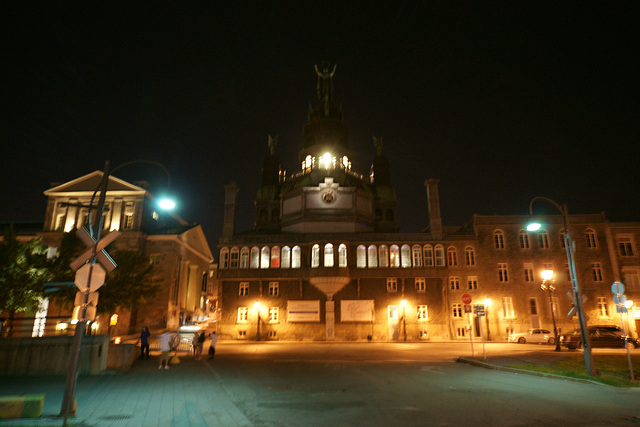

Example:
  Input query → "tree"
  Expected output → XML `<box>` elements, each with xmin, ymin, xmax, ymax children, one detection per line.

<box><xmin>0</xmin><ymin>227</ymin><xmax>51</xmax><ymax>333</ymax></box>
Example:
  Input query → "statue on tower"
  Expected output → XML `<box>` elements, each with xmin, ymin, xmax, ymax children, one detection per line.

<box><xmin>267</xmin><ymin>134</ymin><xmax>278</xmax><ymax>155</ymax></box>
<box><xmin>315</xmin><ymin>63</ymin><xmax>337</xmax><ymax>116</ymax></box>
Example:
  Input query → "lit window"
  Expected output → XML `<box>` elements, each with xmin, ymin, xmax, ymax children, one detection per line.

<box><xmin>338</xmin><ymin>244</ymin><xmax>347</xmax><ymax>267</ymax></box>
<box><xmin>417</xmin><ymin>305</ymin><xmax>428</xmax><ymax>321</ymax></box>
<box><xmin>423</xmin><ymin>245</ymin><xmax>433</xmax><ymax>267</ymax></box>
<box><xmin>434</xmin><ymin>245</ymin><xmax>445</xmax><ymax>266</ymax></box>
<box><xmin>494</xmin><ymin>230</ymin><xmax>505</xmax><ymax>249</ymax></box>
<box><xmin>291</xmin><ymin>246</ymin><xmax>301</xmax><ymax>268</ymax></box>
<box><xmin>324</xmin><ymin>243</ymin><xmax>334</xmax><ymax>267</ymax></box>
<box><xmin>447</xmin><ymin>247</ymin><xmax>458</xmax><ymax>266</ymax></box>
<box><xmin>268</xmin><ymin>282</ymin><xmax>279</xmax><ymax>296</ymax></box>
<box><xmin>597</xmin><ymin>297</ymin><xmax>609</xmax><ymax>317</ymax></box>
<box><xmin>519</xmin><ymin>230</ymin><xmax>530</xmax><ymax>249</ymax></box>
<box><xmin>386</xmin><ymin>278</ymin><xmax>397</xmax><ymax>293</ymax></box>
<box><xmin>230</xmin><ymin>247</ymin><xmax>239</xmax><ymax>269</ymax></box>
<box><xmin>250</xmin><ymin>247</ymin><xmax>260</xmax><ymax>269</ymax></box>
<box><xmin>412</xmin><ymin>245</ymin><xmax>422</xmax><ymax>267</ymax></box>
<box><xmin>356</xmin><ymin>245</ymin><xmax>366</xmax><ymax>268</ymax></box>
<box><xmin>415</xmin><ymin>277</ymin><xmax>426</xmax><ymax>293</ymax></box>
<box><xmin>261</xmin><ymin>247</ymin><xmax>270</xmax><ymax>269</ymax></box>
<box><xmin>237</xmin><ymin>307</ymin><xmax>248</xmax><ymax>323</ymax></box>
<box><xmin>379</xmin><ymin>245</ymin><xmax>389</xmax><ymax>267</ymax></box>
<box><xmin>270</xmin><ymin>246</ymin><xmax>280</xmax><ymax>268</ymax></box>
<box><xmin>220</xmin><ymin>248</ymin><xmax>229</xmax><ymax>269</ymax></box>
<box><xmin>240</xmin><ymin>247</ymin><xmax>249</xmax><ymax>269</ymax></box>
<box><xmin>311</xmin><ymin>244</ymin><xmax>320</xmax><ymax>268</ymax></box>
<box><xmin>401</xmin><ymin>245</ymin><xmax>411</xmax><ymax>268</ymax></box>
<box><xmin>269</xmin><ymin>307</ymin><xmax>279</xmax><ymax>323</ymax></box>
<box><xmin>368</xmin><ymin>245</ymin><xmax>378</xmax><ymax>268</ymax></box>
<box><xmin>452</xmin><ymin>303</ymin><xmax>463</xmax><ymax>318</ymax></box>
<box><xmin>390</xmin><ymin>245</ymin><xmax>400</xmax><ymax>268</ymax></box>
<box><xmin>281</xmin><ymin>246</ymin><xmax>291</xmax><ymax>269</ymax></box>
<box><xmin>239</xmin><ymin>282</ymin><xmax>249</xmax><ymax>296</ymax></box>
<box><xmin>465</xmin><ymin>246</ymin><xmax>476</xmax><ymax>266</ymax></box>
<box><xmin>502</xmin><ymin>297</ymin><xmax>514</xmax><ymax>318</ymax></box>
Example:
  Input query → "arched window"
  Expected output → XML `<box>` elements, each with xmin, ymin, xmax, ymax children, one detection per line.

<box><xmin>412</xmin><ymin>245</ymin><xmax>422</xmax><ymax>267</ymax></box>
<box><xmin>423</xmin><ymin>245</ymin><xmax>433</xmax><ymax>267</ymax></box>
<box><xmin>390</xmin><ymin>245</ymin><xmax>400</xmax><ymax>268</ymax></box>
<box><xmin>230</xmin><ymin>247</ymin><xmax>239</xmax><ymax>268</ymax></box>
<box><xmin>270</xmin><ymin>246</ymin><xmax>280</xmax><ymax>268</ymax></box>
<box><xmin>538</xmin><ymin>231</ymin><xmax>549</xmax><ymax>249</ymax></box>
<box><xmin>220</xmin><ymin>248</ymin><xmax>229</xmax><ymax>269</ymax></box>
<box><xmin>447</xmin><ymin>247</ymin><xmax>458</xmax><ymax>266</ymax></box>
<box><xmin>585</xmin><ymin>228</ymin><xmax>597</xmax><ymax>248</ymax></box>
<box><xmin>401</xmin><ymin>245</ymin><xmax>411</xmax><ymax>268</ymax></box>
<box><xmin>379</xmin><ymin>245</ymin><xmax>389</xmax><ymax>267</ymax></box>
<box><xmin>494</xmin><ymin>230</ymin><xmax>505</xmax><ymax>249</ymax></box>
<box><xmin>281</xmin><ymin>246</ymin><xmax>291</xmax><ymax>269</ymax></box>
<box><xmin>519</xmin><ymin>230</ymin><xmax>530</xmax><ymax>249</ymax></box>
<box><xmin>368</xmin><ymin>245</ymin><xmax>378</xmax><ymax>268</ymax></box>
<box><xmin>434</xmin><ymin>244</ymin><xmax>445</xmax><ymax>266</ymax></box>
<box><xmin>240</xmin><ymin>247</ymin><xmax>250</xmax><ymax>268</ymax></box>
<box><xmin>311</xmin><ymin>244</ymin><xmax>320</xmax><ymax>268</ymax></box>
<box><xmin>357</xmin><ymin>245</ymin><xmax>366</xmax><ymax>268</ymax></box>
<box><xmin>291</xmin><ymin>246</ymin><xmax>301</xmax><ymax>268</ymax></box>
<box><xmin>250</xmin><ymin>247</ymin><xmax>260</xmax><ymax>268</ymax></box>
<box><xmin>464</xmin><ymin>246</ymin><xmax>476</xmax><ymax>266</ymax></box>
<box><xmin>338</xmin><ymin>244</ymin><xmax>347</xmax><ymax>267</ymax></box>
<box><xmin>324</xmin><ymin>243</ymin><xmax>334</xmax><ymax>267</ymax></box>
<box><xmin>260</xmin><ymin>247</ymin><xmax>270</xmax><ymax>269</ymax></box>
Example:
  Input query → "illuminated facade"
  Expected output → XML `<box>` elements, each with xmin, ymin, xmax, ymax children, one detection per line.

<box><xmin>216</xmin><ymin>65</ymin><xmax>640</xmax><ymax>342</ymax></box>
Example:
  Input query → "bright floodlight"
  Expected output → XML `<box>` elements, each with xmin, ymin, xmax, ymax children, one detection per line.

<box><xmin>527</xmin><ymin>222</ymin><xmax>542</xmax><ymax>231</ymax></box>
<box><xmin>401</xmin><ymin>299</ymin><xmax>407</xmax><ymax>307</ymax></box>
<box><xmin>158</xmin><ymin>198</ymin><xmax>176</xmax><ymax>210</ymax></box>
<box><xmin>541</xmin><ymin>270</ymin><xmax>554</xmax><ymax>281</ymax></box>
<box><xmin>484</xmin><ymin>298</ymin><xmax>492</xmax><ymax>306</ymax></box>
<box><xmin>625</xmin><ymin>300</ymin><xmax>633</xmax><ymax>309</ymax></box>
<box><xmin>254</xmin><ymin>301</ymin><xmax>261</xmax><ymax>309</ymax></box>
<box><xmin>322</xmin><ymin>152</ymin><xmax>332</xmax><ymax>169</ymax></box>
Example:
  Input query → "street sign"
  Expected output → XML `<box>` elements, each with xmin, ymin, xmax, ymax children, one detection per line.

<box><xmin>464</xmin><ymin>304</ymin><xmax>472</xmax><ymax>313</ymax></box>
<box><xmin>475</xmin><ymin>304</ymin><xmax>485</xmax><ymax>317</ymax></box>
<box><xmin>461</xmin><ymin>294</ymin><xmax>472</xmax><ymax>304</ymax></box>
<box><xmin>74</xmin><ymin>291</ymin><xmax>99</xmax><ymax>307</ymax></box>
<box><xmin>611</xmin><ymin>281</ymin><xmax>625</xmax><ymax>295</ymax></box>
<box><xmin>69</xmin><ymin>228</ymin><xmax>120</xmax><ymax>272</ymax></box>
<box><xmin>74</xmin><ymin>263</ymin><xmax>106</xmax><ymax>292</ymax></box>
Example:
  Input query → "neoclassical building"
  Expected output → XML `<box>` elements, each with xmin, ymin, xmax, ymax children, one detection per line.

<box><xmin>2</xmin><ymin>170</ymin><xmax>214</xmax><ymax>337</ymax></box>
<box><xmin>216</xmin><ymin>66</ymin><xmax>640</xmax><ymax>342</ymax></box>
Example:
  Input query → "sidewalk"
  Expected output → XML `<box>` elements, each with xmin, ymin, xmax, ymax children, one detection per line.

<box><xmin>0</xmin><ymin>354</ymin><xmax>252</xmax><ymax>427</ymax></box>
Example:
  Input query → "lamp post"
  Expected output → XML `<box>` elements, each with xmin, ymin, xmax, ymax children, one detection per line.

<box><xmin>484</xmin><ymin>298</ymin><xmax>491</xmax><ymax>341</ymax></box>
<box><xmin>254</xmin><ymin>302</ymin><xmax>261</xmax><ymax>341</ymax></box>
<box><xmin>541</xmin><ymin>270</ymin><xmax>562</xmax><ymax>351</ymax></box>
<box><xmin>401</xmin><ymin>299</ymin><xmax>407</xmax><ymax>342</ymax></box>
<box><xmin>528</xmin><ymin>196</ymin><xmax>594</xmax><ymax>375</ymax></box>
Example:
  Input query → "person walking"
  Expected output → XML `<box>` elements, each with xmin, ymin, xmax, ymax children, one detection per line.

<box><xmin>138</xmin><ymin>327</ymin><xmax>151</xmax><ymax>360</ymax></box>
<box><xmin>193</xmin><ymin>331</ymin><xmax>204</xmax><ymax>359</ymax></box>
<box><xmin>158</xmin><ymin>331</ymin><xmax>173</xmax><ymax>369</ymax></box>
<box><xmin>208</xmin><ymin>331</ymin><xmax>219</xmax><ymax>360</ymax></box>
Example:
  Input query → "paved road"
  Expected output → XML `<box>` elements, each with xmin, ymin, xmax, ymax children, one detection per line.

<box><xmin>1</xmin><ymin>342</ymin><xmax>639</xmax><ymax>426</ymax></box>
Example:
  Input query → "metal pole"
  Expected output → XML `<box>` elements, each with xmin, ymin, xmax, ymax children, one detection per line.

<box><xmin>468</xmin><ymin>312</ymin><xmax>474</xmax><ymax>358</ymax></box>
<box><xmin>547</xmin><ymin>284</ymin><xmax>562</xmax><ymax>351</ymax></box>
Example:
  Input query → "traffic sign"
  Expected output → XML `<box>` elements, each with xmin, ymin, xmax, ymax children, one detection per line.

<box><xmin>69</xmin><ymin>228</ymin><xmax>120</xmax><ymax>272</ymax></box>
<box><xmin>75</xmin><ymin>263</ymin><xmax>106</xmax><ymax>292</ymax></box>
<box><xmin>475</xmin><ymin>304</ymin><xmax>485</xmax><ymax>317</ymax></box>
<box><xmin>461</xmin><ymin>294</ymin><xmax>472</xmax><ymax>304</ymax></box>
<box><xmin>464</xmin><ymin>304</ymin><xmax>472</xmax><ymax>313</ymax></box>
<box><xmin>611</xmin><ymin>281</ymin><xmax>625</xmax><ymax>295</ymax></box>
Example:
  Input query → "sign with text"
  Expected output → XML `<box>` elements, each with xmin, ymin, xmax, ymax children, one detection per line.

<box><xmin>287</xmin><ymin>300</ymin><xmax>320</xmax><ymax>322</ymax></box>
<box><xmin>340</xmin><ymin>300</ymin><xmax>374</xmax><ymax>322</ymax></box>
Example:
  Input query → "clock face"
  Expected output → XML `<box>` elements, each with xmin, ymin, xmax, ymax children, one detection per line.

<box><xmin>321</xmin><ymin>188</ymin><xmax>337</xmax><ymax>204</ymax></box>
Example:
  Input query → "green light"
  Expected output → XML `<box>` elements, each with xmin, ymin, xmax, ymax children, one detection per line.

<box><xmin>526</xmin><ymin>222</ymin><xmax>541</xmax><ymax>231</ymax></box>
<box><xmin>158</xmin><ymin>198</ymin><xmax>176</xmax><ymax>210</ymax></box>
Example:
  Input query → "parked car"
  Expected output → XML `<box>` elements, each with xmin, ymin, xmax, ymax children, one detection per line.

<box><xmin>560</xmin><ymin>325</ymin><xmax>639</xmax><ymax>350</ymax></box>
<box><xmin>508</xmin><ymin>328</ymin><xmax>555</xmax><ymax>344</ymax></box>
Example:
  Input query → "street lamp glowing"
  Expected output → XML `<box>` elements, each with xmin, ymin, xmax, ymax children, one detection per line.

<box><xmin>254</xmin><ymin>302</ymin><xmax>261</xmax><ymax>310</ymax></box>
<box><xmin>625</xmin><ymin>300</ymin><xmax>633</xmax><ymax>309</ymax></box>
<box><xmin>484</xmin><ymin>298</ymin><xmax>492</xmax><ymax>307</ymax></box>
<box><xmin>541</xmin><ymin>270</ymin><xmax>554</xmax><ymax>281</ymax></box>
<box><xmin>401</xmin><ymin>299</ymin><xmax>407</xmax><ymax>307</ymax></box>
<box><xmin>158</xmin><ymin>198</ymin><xmax>176</xmax><ymax>210</ymax></box>
<box><xmin>526</xmin><ymin>222</ymin><xmax>542</xmax><ymax>231</ymax></box>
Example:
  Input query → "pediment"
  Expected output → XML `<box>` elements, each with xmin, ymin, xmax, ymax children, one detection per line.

<box><xmin>44</xmin><ymin>171</ymin><xmax>147</xmax><ymax>196</ymax></box>
<box><xmin>178</xmin><ymin>225</ymin><xmax>214</xmax><ymax>263</ymax></box>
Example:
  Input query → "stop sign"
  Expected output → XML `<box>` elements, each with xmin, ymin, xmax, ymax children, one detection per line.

<box><xmin>461</xmin><ymin>294</ymin><xmax>472</xmax><ymax>304</ymax></box>
<box><xmin>75</xmin><ymin>263</ymin><xmax>106</xmax><ymax>292</ymax></box>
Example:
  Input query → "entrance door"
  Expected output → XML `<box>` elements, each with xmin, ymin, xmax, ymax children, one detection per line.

<box><xmin>388</xmin><ymin>305</ymin><xmax>399</xmax><ymax>340</ymax></box>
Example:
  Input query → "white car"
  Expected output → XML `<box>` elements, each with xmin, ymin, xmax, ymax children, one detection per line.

<box><xmin>509</xmin><ymin>328</ymin><xmax>555</xmax><ymax>344</ymax></box>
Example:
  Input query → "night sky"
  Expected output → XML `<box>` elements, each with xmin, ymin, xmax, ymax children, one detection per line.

<box><xmin>2</xmin><ymin>3</ymin><xmax>638</xmax><ymax>248</ymax></box>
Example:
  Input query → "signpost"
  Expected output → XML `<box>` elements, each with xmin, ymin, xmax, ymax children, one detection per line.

<box><xmin>475</xmin><ymin>304</ymin><xmax>486</xmax><ymax>360</ymax></box>
<box><xmin>462</xmin><ymin>294</ymin><xmax>473</xmax><ymax>357</ymax></box>
<box><xmin>611</xmin><ymin>282</ymin><xmax>634</xmax><ymax>380</ymax></box>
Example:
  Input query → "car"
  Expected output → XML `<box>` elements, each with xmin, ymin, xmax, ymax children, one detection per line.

<box><xmin>508</xmin><ymin>328</ymin><xmax>555</xmax><ymax>344</ymax></box>
<box><xmin>560</xmin><ymin>325</ymin><xmax>639</xmax><ymax>350</ymax></box>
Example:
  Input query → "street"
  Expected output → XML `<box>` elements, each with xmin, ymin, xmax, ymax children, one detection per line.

<box><xmin>1</xmin><ymin>342</ymin><xmax>639</xmax><ymax>426</ymax></box>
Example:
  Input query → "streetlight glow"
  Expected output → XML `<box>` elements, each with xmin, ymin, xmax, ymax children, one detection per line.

<box><xmin>541</xmin><ymin>269</ymin><xmax>554</xmax><ymax>281</ymax></box>
<box><xmin>526</xmin><ymin>222</ymin><xmax>542</xmax><ymax>231</ymax></box>
<box><xmin>158</xmin><ymin>198</ymin><xmax>176</xmax><ymax>210</ymax></box>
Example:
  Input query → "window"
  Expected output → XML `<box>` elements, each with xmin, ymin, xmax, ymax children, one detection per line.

<box><xmin>250</xmin><ymin>247</ymin><xmax>260</xmax><ymax>269</ymax></box>
<box><xmin>622</xmin><ymin>270</ymin><xmax>640</xmax><ymax>291</ymax></box>
<box><xmin>240</xmin><ymin>247</ymin><xmax>250</xmax><ymax>268</ymax></box>
<box><xmin>267</xmin><ymin>246</ymin><xmax>278</xmax><ymax>268</ymax></box>
<box><xmin>220</xmin><ymin>248</ymin><xmax>229</xmax><ymax>269</ymax></box>
<box><xmin>585</xmin><ymin>228</ymin><xmax>597</xmax><ymax>248</ymax></box>
<box><xmin>465</xmin><ymin>246</ymin><xmax>476</xmax><ymax>266</ymax></box>
<box><xmin>386</xmin><ymin>278</ymin><xmax>397</xmax><ymax>293</ymax></box>
<box><xmin>434</xmin><ymin>245</ymin><xmax>445</xmax><ymax>266</ymax></box>
<box><xmin>390</xmin><ymin>245</ymin><xmax>400</xmax><ymax>267</ymax></box>
<box><xmin>291</xmin><ymin>246</ymin><xmax>301</xmax><ymax>268</ymax></box>
<box><xmin>494</xmin><ymin>230</ymin><xmax>505</xmax><ymax>249</ymax></box>
<box><xmin>502</xmin><ymin>297</ymin><xmax>514</xmax><ymax>318</ymax></box>
<box><xmin>324</xmin><ymin>243</ymin><xmax>334</xmax><ymax>267</ymax></box>
<box><xmin>415</xmin><ymin>277</ymin><xmax>426</xmax><ymax>293</ymax></box>
<box><xmin>368</xmin><ymin>245</ymin><xmax>378</xmax><ymax>268</ymax></box>
<box><xmin>357</xmin><ymin>245</ymin><xmax>366</xmax><ymax>268</ymax></box>
<box><xmin>467</xmin><ymin>276</ymin><xmax>478</xmax><ymax>290</ymax></box>
<box><xmin>268</xmin><ymin>307</ymin><xmax>279</xmax><ymax>323</ymax></box>
<box><xmin>560</xmin><ymin>230</ymin><xmax>567</xmax><ymax>248</ymax></box>
<box><xmin>150</xmin><ymin>254</ymin><xmax>161</xmax><ymax>265</ymax></box>
<box><xmin>311</xmin><ymin>244</ymin><xmax>320</xmax><ymax>268</ymax></box>
<box><xmin>456</xmin><ymin>327</ymin><xmax>466</xmax><ymax>337</ymax></box>
<box><xmin>617</xmin><ymin>236</ymin><xmax>635</xmax><ymax>257</ymax></box>
<box><xmin>401</xmin><ymin>245</ymin><xmax>411</xmax><ymax>268</ymax></box>
<box><xmin>529</xmin><ymin>298</ymin><xmax>538</xmax><ymax>316</ymax></box>
<box><xmin>523</xmin><ymin>263</ymin><xmax>534</xmax><ymax>282</ymax></box>
<box><xmin>449</xmin><ymin>276</ymin><xmax>460</xmax><ymax>290</ymax></box>
<box><xmin>423</xmin><ymin>245</ymin><xmax>434</xmax><ymax>267</ymax></box>
<box><xmin>597</xmin><ymin>297</ymin><xmax>609</xmax><ymax>317</ymax></box>
<box><xmin>519</xmin><ymin>230</ymin><xmax>530</xmax><ymax>249</ymax></box>
<box><xmin>237</xmin><ymin>307</ymin><xmax>248</xmax><ymax>323</ymax></box>
<box><xmin>338</xmin><ymin>244</ymin><xmax>347</xmax><ymax>267</ymax></box>
<box><xmin>498</xmin><ymin>263</ymin><xmax>509</xmax><ymax>282</ymax></box>
<box><xmin>412</xmin><ymin>245</ymin><xmax>422</xmax><ymax>267</ymax></box>
<box><xmin>230</xmin><ymin>247</ymin><xmax>239</xmax><ymax>268</ymax></box>
<box><xmin>281</xmin><ymin>246</ymin><xmax>291</xmax><ymax>269</ymax></box>
<box><xmin>417</xmin><ymin>305</ymin><xmax>428</xmax><ymax>321</ymax></box>
<box><xmin>447</xmin><ymin>247</ymin><xmax>458</xmax><ymax>266</ymax></box>
<box><xmin>268</xmin><ymin>282</ymin><xmax>279</xmax><ymax>296</ymax></box>
<box><xmin>538</xmin><ymin>231</ymin><xmax>549</xmax><ymax>249</ymax></box>
<box><xmin>591</xmin><ymin>262</ymin><xmax>604</xmax><ymax>282</ymax></box>
<box><xmin>379</xmin><ymin>245</ymin><xmax>389</xmax><ymax>267</ymax></box>
<box><xmin>260</xmin><ymin>247</ymin><xmax>270</xmax><ymax>269</ymax></box>
<box><xmin>452</xmin><ymin>303</ymin><xmax>463</xmax><ymax>318</ymax></box>
<box><xmin>239</xmin><ymin>282</ymin><xmax>249</xmax><ymax>296</ymax></box>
